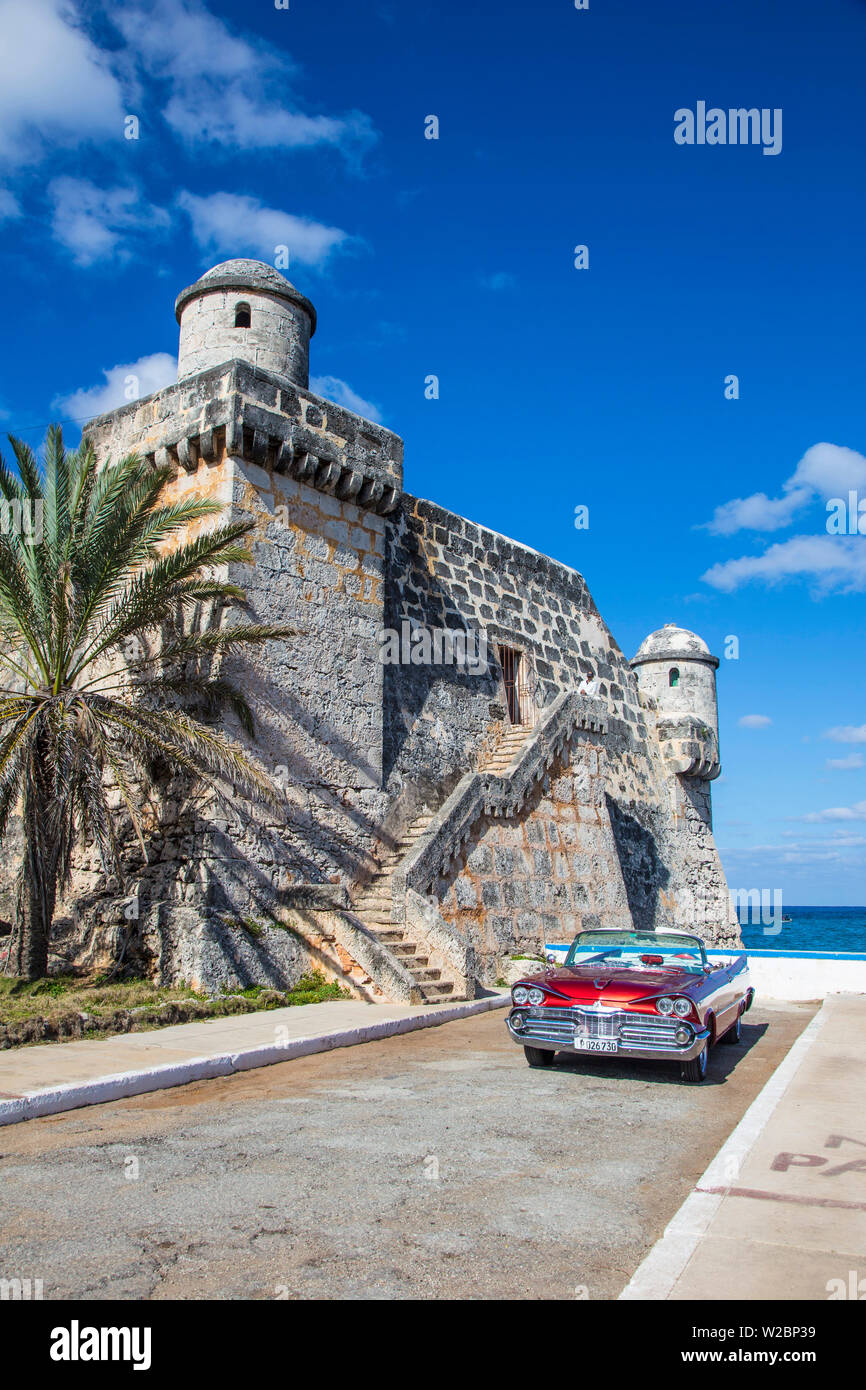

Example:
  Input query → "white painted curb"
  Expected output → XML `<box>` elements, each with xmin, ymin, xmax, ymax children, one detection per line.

<box><xmin>618</xmin><ymin>1002</ymin><xmax>829</xmax><ymax>1300</ymax></box>
<box><xmin>0</xmin><ymin>993</ymin><xmax>510</xmax><ymax>1128</ymax></box>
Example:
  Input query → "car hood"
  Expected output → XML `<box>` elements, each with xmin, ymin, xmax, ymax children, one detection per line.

<box><xmin>514</xmin><ymin>964</ymin><xmax>701</xmax><ymax>1004</ymax></box>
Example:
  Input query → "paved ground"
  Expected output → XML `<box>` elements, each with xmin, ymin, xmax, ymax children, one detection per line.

<box><xmin>626</xmin><ymin>993</ymin><xmax>866</xmax><ymax>1301</ymax></box>
<box><xmin>0</xmin><ymin>998</ymin><xmax>813</xmax><ymax>1300</ymax></box>
<box><xmin>0</xmin><ymin>996</ymin><xmax>505</xmax><ymax>1113</ymax></box>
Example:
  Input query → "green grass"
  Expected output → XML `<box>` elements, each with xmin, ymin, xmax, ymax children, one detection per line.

<box><xmin>0</xmin><ymin>968</ymin><xmax>352</xmax><ymax>1048</ymax></box>
<box><xmin>0</xmin><ymin>972</ymin><xmax>205</xmax><ymax>1025</ymax></box>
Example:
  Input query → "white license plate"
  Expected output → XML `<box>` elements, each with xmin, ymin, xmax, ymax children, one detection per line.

<box><xmin>573</xmin><ymin>1038</ymin><xmax>618</xmax><ymax>1054</ymax></box>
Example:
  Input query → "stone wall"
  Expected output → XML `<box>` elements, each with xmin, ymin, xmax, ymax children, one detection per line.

<box><xmin>0</xmin><ymin>358</ymin><xmax>740</xmax><ymax>992</ymax></box>
<box><xmin>383</xmin><ymin>493</ymin><xmax>649</xmax><ymax>794</ymax></box>
<box><xmin>382</xmin><ymin>492</ymin><xmax>741</xmax><ymax>964</ymax></box>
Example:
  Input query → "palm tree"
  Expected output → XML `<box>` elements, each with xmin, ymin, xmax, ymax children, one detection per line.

<box><xmin>0</xmin><ymin>426</ymin><xmax>293</xmax><ymax>981</ymax></box>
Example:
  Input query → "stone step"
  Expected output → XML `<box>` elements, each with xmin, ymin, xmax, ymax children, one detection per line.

<box><xmin>420</xmin><ymin>981</ymin><xmax>455</xmax><ymax>1001</ymax></box>
<box><xmin>409</xmin><ymin>967</ymin><xmax>441</xmax><ymax>983</ymax></box>
<box><xmin>392</xmin><ymin>945</ymin><xmax>426</xmax><ymax>962</ymax></box>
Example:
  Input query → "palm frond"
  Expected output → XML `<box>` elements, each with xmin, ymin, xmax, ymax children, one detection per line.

<box><xmin>0</xmin><ymin>425</ymin><xmax>294</xmax><ymax>979</ymax></box>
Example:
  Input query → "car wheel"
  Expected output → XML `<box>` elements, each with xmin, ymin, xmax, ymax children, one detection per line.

<box><xmin>680</xmin><ymin>1042</ymin><xmax>708</xmax><ymax>1083</ymax></box>
<box><xmin>720</xmin><ymin>1012</ymin><xmax>742</xmax><ymax>1044</ymax></box>
<box><xmin>523</xmin><ymin>1045</ymin><xmax>555</xmax><ymax>1068</ymax></box>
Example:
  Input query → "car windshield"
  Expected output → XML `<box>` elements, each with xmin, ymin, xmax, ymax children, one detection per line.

<box><xmin>564</xmin><ymin>931</ymin><xmax>707</xmax><ymax>972</ymax></box>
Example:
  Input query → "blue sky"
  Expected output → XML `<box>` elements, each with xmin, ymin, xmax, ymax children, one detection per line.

<box><xmin>0</xmin><ymin>0</ymin><xmax>864</xmax><ymax>905</ymax></box>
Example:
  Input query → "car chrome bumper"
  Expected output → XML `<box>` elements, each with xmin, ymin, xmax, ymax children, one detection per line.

<box><xmin>506</xmin><ymin>1008</ymin><xmax>711</xmax><ymax>1062</ymax></box>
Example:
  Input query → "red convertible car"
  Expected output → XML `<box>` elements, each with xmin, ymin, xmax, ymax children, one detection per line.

<box><xmin>506</xmin><ymin>928</ymin><xmax>754</xmax><ymax>1082</ymax></box>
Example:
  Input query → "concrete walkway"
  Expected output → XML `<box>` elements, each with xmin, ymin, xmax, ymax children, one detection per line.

<box><xmin>0</xmin><ymin>992</ymin><xmax>509</xmax><ymax>1127</ymax></box>
<box><xmin>620</xmin><ymin>993</ymin><xmax>866</xmax><ymax>1300</ymax></box>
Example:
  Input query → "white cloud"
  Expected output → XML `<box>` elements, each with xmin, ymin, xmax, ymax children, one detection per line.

<box><xmin>166</xmin><ymin>92</ymin><xmax>367</xmax><ymax>153</ymax></box>
<box><xmin>823</xmin><ymin>724</ymin><xmax>866</xmax><ymax>743</ymax></box>
<box><xmin>703</xmin><ymin>489</ymin><xmax>810</xmax><ymax>536</ymax></box>
<box><xmin>54</xmin><ymin>352</ymin><xmax>178</xmax><ymax>420</ymax></box>
<box><xmin>112</xmin><ymin>0</ymin><xmax>375</xmax><ymax>156</ymax></box>
<box><xmin>0</xmin><ymin>188</ymin><xmax>21</xmax><ymax>221</ymax></box>
<box><xmin>0</xmin><ymin>0</ymin><xmax>126</xmax><ymax>166</ymax></box>
<box><xmin>178</xmin><ymin>191</ymin><xmax>349</xmax><ymax>268</ymax></box>
<box><xmin>793</xmin><ymin>441</ymin><xmax>866</xmax><ymax>497</ymax></box>
<box><xmin>722</xmin><ymin>823</ymin><xmax>866</xmax><ymax>868</ymax></box>
<box><xmin>780</xmin><ymin>830</ymin><xmax>866</xmax><ymax>847</ymax></box>
<box><xmin>48</xmin><ymin>178</ymin><xmax>168</xmax><ymax>266</ymax></box>
<box><xmin>737</xmin><ymin>714</ymin><xmax>772</xmax><ymax>729</ymax></box>
<box><xmin>801</xmin><ymin>800</ymin><xmax>866</xmax><ymax>824</ymax></box>
<box><xmin>723</xmin><ymin>843</ymin><xmax>846</xmax><ymax>864</ymax></box>
<box><xmin>702</xmin><ymin>535</ymin><xmax>866</xmax><ymax>594</ymax></box>
<box><xmin>310</xmin><ymin>376</ymin><xmax>382</xmax><ymax>424</ymax></box>
<box><xmin>825</xmin><ymin>753</ymin><xmax>864</xmax><ymax>770</ymax></box>
<box><xmin>703</xmin><ymin>443</ymin><xmax>866</xmax><ymax>536</ymax></box>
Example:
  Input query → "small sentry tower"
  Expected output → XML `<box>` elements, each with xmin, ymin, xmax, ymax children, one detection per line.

<box><xmin>174</xmin><ymin>258</ymin><xmax>317</xmax><ymax>386</ymax></box>
<box><xmin>630</xmin><ymin>624</ymin><xmax>720</xmax><ymax>780</ymax></box>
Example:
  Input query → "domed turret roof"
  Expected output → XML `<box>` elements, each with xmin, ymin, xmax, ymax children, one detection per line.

<box><xmin>630</xmin><ymin>624</ymin><xmax>718</xmax><ymax>667</ymax></box>
<box><xmin>174</xmin><ymin>258</ymin><xmax>316</xmax><ymax>332</ymax></box>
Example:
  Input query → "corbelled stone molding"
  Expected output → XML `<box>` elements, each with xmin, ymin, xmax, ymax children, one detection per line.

<box><xmin>656</xmin><ymin>715</ymin><xmax>721</xmax><ymax>780</ymax></box>
<box><xmin>82</xmin><ymin>358</ymin><xmax>403</xmax><ymax>517</ymax></box>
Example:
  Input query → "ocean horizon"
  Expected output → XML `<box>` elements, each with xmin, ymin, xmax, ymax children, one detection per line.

<box><xmin>739</xmin><ymin>905</ymin><xmax>866</xmax><ymax>954</ymax></box>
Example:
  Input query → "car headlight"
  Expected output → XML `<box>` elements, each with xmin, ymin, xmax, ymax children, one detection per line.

<box><xmin>673</xmin><ymin>998</ymin><xmax>691</xmax><ymax>1018</ymax></box>
<box><xmin>675</xmin><ymin>1026</ymin><xmax>692</xmax><ymax>1045</ymax></box>
<box><xmin>512</xmin><ymin>986</ymin><xmax>529</xmax><ymax>1005</ymax></box>
<box><xmin>528</xmin><ymin>987</ymin><xmax>544</xmax><ymax>1005</ymax></box>
<box><xmin>656</xmin><ymin>996</ymin><xmax>674</xmax><ymax>1015</ymax></box>
<box><xmin>511</xmin><ymin>1012</ymin><xmax>525</xmax><ymax>1030</ymax></box>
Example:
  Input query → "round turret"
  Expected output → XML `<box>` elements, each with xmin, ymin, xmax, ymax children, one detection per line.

<box><xmin>174</xmin><ymin>259</ymin><xmax>317</xmax><ymax>386</ymax></box>
<box><xmin>631</xmin><ymin>624</ymin><xmax>720</xmax><ymax>778</ymax></box>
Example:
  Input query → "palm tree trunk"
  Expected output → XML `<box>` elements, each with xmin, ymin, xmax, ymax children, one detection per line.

<box><xmin>11</xmin><ymin>856</ymin><xmax>54</xmax><ymax>980</ymax></box>
<box><xmin>12</xmin><ymin>736</ymin><xmax>58</xmax><ymax>981</ymax></box>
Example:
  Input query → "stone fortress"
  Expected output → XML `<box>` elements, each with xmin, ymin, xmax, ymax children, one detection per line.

<box><xmin>74</xmin><ymin>259</ymin><xmax>741</xmax><ymax>1003</ymax></box>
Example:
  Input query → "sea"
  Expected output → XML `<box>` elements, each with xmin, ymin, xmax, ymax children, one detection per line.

<box><xmin>739</xmin><ymin>906</ymin><xmax>866</xmax><ymax>955</ymax></box>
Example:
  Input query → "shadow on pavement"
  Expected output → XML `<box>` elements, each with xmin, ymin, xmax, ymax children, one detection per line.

<box><xmin>529</xmin><ymin>1020</ymin><xmax>769</xmax><ymax>1088</ymax></box>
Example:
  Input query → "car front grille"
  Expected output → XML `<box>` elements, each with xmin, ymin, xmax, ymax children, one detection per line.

<box><xmin>619</xmin><ymin>1017</ymin><xmax>682</xmax><ymax>1047</ymax></box>
<box><xmin>515</xmin><ymin>1005</ymin><xmax>686</xmax><ymax>1050</ymax></box>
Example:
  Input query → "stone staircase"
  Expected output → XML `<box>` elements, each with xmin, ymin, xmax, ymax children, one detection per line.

<box><xmin>483</xmin><ymin>722</ymin><xmax>534</xmax><ymax>776</ymax></box>
<box><xmin>347</xmin><ymin>724</ymin><xmax>533</xmax><ymax>1004</ymax></box>
<box><xmin>345</xmin><ymin>698</ymin><xmax>605</xmax><ymax>1005</ymax></box>
<box><xmin>350</xmin><ymin>807</ymin><xmax>456</xmax><ymax>1003</ymax></box>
